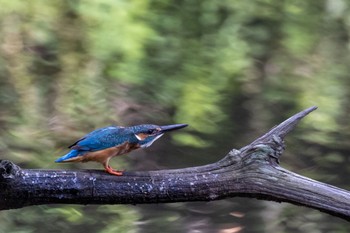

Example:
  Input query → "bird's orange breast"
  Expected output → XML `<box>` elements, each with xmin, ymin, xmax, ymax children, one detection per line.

<box><xmin>69</xmin><ymin>142</ymin><xmax>140</xmax><ymax>163</ymax></box>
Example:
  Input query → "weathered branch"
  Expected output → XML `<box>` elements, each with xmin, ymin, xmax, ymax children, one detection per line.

<box><xmin>1</xmin><ymin>106</ymin><xmax>350</xmax><ymax>221</ymax></box>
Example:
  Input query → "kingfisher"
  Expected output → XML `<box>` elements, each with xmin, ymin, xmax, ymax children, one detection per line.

<box><xmin>55</xmin><ymin>123</ymin><xmax>188</xmax><ymax>176</ymax></box>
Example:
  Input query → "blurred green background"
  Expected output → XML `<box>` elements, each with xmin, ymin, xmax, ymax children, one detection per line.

<box><xmin>0</xmin><ymin>0</ymin><xmax>350</xmax><ymax>232</ymax></box>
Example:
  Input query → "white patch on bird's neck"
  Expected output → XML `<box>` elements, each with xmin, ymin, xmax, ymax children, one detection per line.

<box><xmin>140</xmin><ymin>134</ymin><xmax>163</xmax><ymax>148</ymax></box>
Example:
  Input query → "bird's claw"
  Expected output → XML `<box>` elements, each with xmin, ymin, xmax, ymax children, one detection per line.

<box><xmin>105</xmin><ymin>165</ymin><xmax>124</xmax><ymax>176</ymax></box>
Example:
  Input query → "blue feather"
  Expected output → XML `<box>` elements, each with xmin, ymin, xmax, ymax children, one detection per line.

<box><xmin>55</xmin><ymin>150</ymin><xmax>81</xmax><ymax>162</ymax></box>
<box><xmin>69</xmin><ymin>126</ymin><xmax>134</xmax><ymax>151</ymax></box>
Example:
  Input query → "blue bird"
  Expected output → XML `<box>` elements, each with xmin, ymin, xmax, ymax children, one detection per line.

<box><xmin>55</xmin><ymin>123</ymin><xmax>188</xmax><ymax>176</ymax></box>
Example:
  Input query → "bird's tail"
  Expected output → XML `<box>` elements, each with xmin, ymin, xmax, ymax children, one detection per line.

<box><xmin>55</xmin><ymin>150</ymin><xmax>80</xmax><ymax>163</ymax></box>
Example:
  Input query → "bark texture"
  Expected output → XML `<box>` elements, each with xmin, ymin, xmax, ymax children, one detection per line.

<box><xmin>1</xmin><ymin>107</ymin><xmax>349</xmax><ymax>221</ymax></box>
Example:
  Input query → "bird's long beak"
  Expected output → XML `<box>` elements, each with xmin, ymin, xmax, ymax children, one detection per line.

<box><xmin>160</xmin><ymin>124</ymin><xmax>188</xmax><ymax>132</ymax></box>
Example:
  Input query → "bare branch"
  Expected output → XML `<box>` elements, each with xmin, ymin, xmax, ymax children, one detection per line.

<box><xmin>1</xmin><ymin>106</ymin><xmax>349</xmax><ymax>221</ymax></box>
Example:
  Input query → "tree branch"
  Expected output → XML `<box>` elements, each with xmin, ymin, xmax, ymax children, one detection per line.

<box><xmin>1</xmin><ymin>106</ymin><xmax>350</xmax><ymax>221</ymax></box>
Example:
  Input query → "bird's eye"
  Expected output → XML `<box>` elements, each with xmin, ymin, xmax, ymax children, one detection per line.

<box><xmin>147</xmin><ymin>129</ymin><xmax>155</xmax><ymax>134</ymax></box>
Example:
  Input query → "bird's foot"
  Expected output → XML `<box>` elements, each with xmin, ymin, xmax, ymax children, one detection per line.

<box><xmin>105</xmin><ymin>165</ymin><xmax>124</xmax><ymax>176</ymax></box>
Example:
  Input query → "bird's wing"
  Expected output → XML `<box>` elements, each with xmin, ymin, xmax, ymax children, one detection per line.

<box><xmin>68</xmin><ymin>126</ymin><xmax>111</xmax><ymax>148</ymax></box>
<box><xmin>69</xmin><ymin>126</ymin><xmax>131</xmax><ymax>152</ymax></box>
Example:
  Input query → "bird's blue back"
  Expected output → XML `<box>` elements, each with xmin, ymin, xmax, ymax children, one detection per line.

<box><xmin>70</xmin><ymin>126</ymin><xmax>138</xmax><ymax>152</ymax></box>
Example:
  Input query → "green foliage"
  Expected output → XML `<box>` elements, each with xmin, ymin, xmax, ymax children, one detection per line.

<box><xmin>0</xmin><ymin>0</ymin><xmax>350</xmax><ymax>232</ymax></box>
<box><xmin>0</xmin><ymin>205</ymin><xmax>139</xmax><ymax>233</ymax></box>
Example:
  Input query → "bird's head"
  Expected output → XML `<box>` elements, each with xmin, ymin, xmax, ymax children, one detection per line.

<box><xmin>130</xmin><ymin>123</ymin><xmax>188</xmax><ymax>148</ymax></box>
